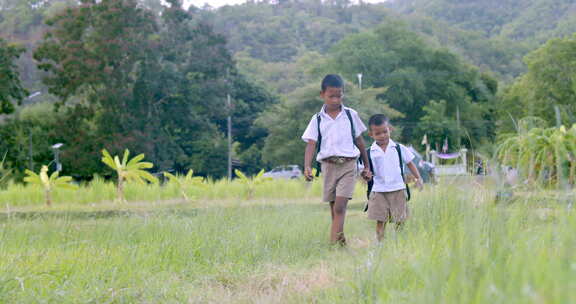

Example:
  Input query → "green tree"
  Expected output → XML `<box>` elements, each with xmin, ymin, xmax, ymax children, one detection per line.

<box><xmin>325</xmin><ymin>21</ymin><xmax>497</xmax><ymax>148</ymax></box>
<box><xmin>234</xmin><ymin>168</ymin><xmax>270</xmax><ymax>199</ymax></box>
<box><xmin>0</xmin><ymin>38</ymin><xmax>27</xmax><ymax>114</ymax></box>
<box><xmin>101</xmin><ymin>149</ymin><xmax>158</xmax><ymax>203</ymax></box>
<box><xmin>32</xmin><ymin>0</ymin><xmax>274</xmax><ymax>178</ymax></box>
<box><xmin>163</xmin><ymin>170</ymin><xmax>205</xmax><ymax>202</ymax></box>
<box><xmin>0</xmin><ymin>102</ymin><xmax>65</xmax><ymax>177</ymax></box>
<box><xmin>24</xmin><ymin>165</ymin><xmax>78</xmax><ymax>206</ymax></box>
<box><xmin>496</xmin><ymin>125</ymin><xmax>576</xmax><ymax>188</ymax></box>
<box><xmin>500</xmin><ymin>34</ymin><xmax>576</xmax><ymax>132</ymax></box>
<box><xmin>387</xmin><ymin>0</ymin><xmax>576</xmax><ymax>43</ymax></box>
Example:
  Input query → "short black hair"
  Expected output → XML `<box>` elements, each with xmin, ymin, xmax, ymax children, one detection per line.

<box><xmin>368</xmin><ymin>114</ymin><xmax>389</xmax><ymax>128</ymax></box>
<box><xmin>321</xmin><ymin>74</ymin><xmax>344</xmax><ymax>91</ymax></box>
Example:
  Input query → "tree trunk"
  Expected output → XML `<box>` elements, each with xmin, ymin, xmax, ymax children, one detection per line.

<box><xmin>117</xmin><ymin>177</ymin><xmax>124</xmax><ymax>203</ymax></box>
<box><xmin>45</xmin><ymin>189</ymin><xmax>52</xmax><ymax>207</ymax></box>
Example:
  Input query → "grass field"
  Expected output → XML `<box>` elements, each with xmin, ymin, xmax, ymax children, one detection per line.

<box><xmin>1</xmin><ymin>178</ymin><xmax>575</xmax><ymax>303</ymax></box>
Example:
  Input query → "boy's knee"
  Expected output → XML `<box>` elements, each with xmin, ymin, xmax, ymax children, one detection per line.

<box><xmin>334</xmin><ymin>205</ymin><xmax>346</xmax><ymax>215</ymax></box>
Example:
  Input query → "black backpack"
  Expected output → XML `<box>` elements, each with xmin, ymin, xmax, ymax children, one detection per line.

<box><xmin>315</xmin><ymin>109</ymin><xmax>355</xmax><ymax>177</ymax></box>
<box><xmin>364</xmin><ymin>144</ymin><xmax>411</xmax><ymax>212</ymax></box>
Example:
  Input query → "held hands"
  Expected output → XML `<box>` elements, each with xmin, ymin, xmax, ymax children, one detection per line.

<box><xmin>415</xmin><ymin>178</ymin><xmax>424</xmax><ymax>191</ymax></box>
<box><xmin>361</xmin><ymin>168</ymin><xmax>372</xmax><ymax>181</ymax></box>
<box><xmin>304</xmin><ymin>167</ymin><xmax>314</xmax><ymax>181</ymax></box>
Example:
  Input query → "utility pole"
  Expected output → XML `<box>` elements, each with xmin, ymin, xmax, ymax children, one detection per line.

<box><xmin>51</xmin><ymin>143</ymin><xmax>63</xmax><ymax>172</ymax></box>
<box><xmin>226</xmin><ymin>69</ymin><xmax>232</xmax><ymax>180</ymax></box>
<box><xmin>28</xmin><ymin>129</ymin><xmax>33</xmax><ymax>171</ymax></box>
<box><xmin>456</xmin><ymin>105</ymin><xmax>461</xmax><ymax>148</ymax></box>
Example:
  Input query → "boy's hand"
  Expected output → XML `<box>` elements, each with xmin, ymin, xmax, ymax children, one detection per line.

<box><xmin>304</xmin><ymin>167</ymin><xmax>314</xmax><ymax>181</ymax></box>
<box><xmin>361</xmin><ymin>168</ymin><xmax>372</xmax><ymax>181</ymax></box>
<box><xmin>415</xmin><ymin>178</ymin><xmax>424</xmax><ymax>191</ymax></box>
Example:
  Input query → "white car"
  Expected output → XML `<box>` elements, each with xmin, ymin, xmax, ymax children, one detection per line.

<box><xmin>263</xmin><ymin>165</ymin><xmax>302</xmax><ymax>179</ymax></box>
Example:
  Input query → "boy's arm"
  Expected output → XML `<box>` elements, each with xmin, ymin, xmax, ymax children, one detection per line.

<box><xmin>354</xmin><ymin>136</ymin><xmax>372</xmax><ymax>180</ymax></box>
<box><xmin>304</xmin><ymin>140</ymin><xmax>316</xmax><ymax>181</ymax></box>
<box><xmin>407</xmin><ymin>162</ymin><xmax>423</xmax><ymax>190</ymax></box>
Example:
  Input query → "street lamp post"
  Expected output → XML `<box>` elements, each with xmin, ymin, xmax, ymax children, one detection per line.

<box><xmin>51</xmin><ymin>143</ymin><xmax>64</xmax><ymax>172</ymax></box>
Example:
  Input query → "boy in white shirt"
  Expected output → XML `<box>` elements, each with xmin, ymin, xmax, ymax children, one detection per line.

<box><xmin>365</xmin><ymin>114</ymin><xmax>423</xmax><ymax>241</ymax></box>
<box><xmin>302</xmin><ymin>74</ymin><xmax>371</xmax><ymax>246</ymax></box>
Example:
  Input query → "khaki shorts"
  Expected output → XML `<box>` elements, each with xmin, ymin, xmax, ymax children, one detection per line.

<box><xmin>367</xmin><ymin>190</ymin><xmax>409</xmax><ymax>223</ymax></box>
<box><xmin>321</xmin><ymin>159</ymin><xmax>357</xmax><ymax>202</ymax></box>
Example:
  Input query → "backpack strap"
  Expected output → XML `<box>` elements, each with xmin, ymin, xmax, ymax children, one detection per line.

<box><xmin>344</xmin><ymin>109</ymin><xmax>356</xmax><ymax>148</ymax></box>
<box><xmin>366</xmin><ymin>148</ymin><xmax>374</xmax><ymax>199</ymax></box>
<box><xmin>364</xmin><ymin>147</ymin><xmax>373</xmax><ymax>212</ymax></box>
<box><xmin>395</xmin><ymin>144</ymin><xmax>411</xmax><ymax>201</ymax></box>
<box><xmin>315</xmin><ymin>113</ymin><xmax>322</xmax><ymax>177</ymax></box>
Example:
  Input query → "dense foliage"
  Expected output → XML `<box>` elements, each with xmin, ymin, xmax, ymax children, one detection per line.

<box><xmin>2</xmin><ymin>0</ymin><xmax>276</xmax><ymax>178</ymax></box>
<box><xmin>0</xmin><ymin>38</ymin><xmax>27</xmax><ymax>114</ymax></box>
<box><xmin>0</xmin><ymin>0</ymin><xmax>574</xmax><ymax>179</ymax></box>
<box><xmin>499</xmin><ymin>34</ymin><xmax>576</xmax><ymax>133</ymax></box>
<box><xmin>387</xmin><ymin>0</ymin><xmax>576</xmax><ymax>43</ymax></box>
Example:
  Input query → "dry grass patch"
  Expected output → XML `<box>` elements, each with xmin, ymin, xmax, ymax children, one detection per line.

<box><xmin>191</xmin><ymin>262</ymin><xmax>336</xmax><ymax>304</ymax></box>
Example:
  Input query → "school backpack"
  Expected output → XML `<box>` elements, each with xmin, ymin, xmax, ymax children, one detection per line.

<box><xmin>315</xmin><ymin>109</ymin><xmax>355</xmax><ymax>177</ymax></box>
<box><xmin>364</xmin><ymin>144</ymin><xmax>411</xmax><ymax>212</ymax></box>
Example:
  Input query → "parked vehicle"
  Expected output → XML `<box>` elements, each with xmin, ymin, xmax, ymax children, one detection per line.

<box><xmin>262</xmin><ymin>165</ymin><xmax>302</xmax><ymax>179</ymax></box>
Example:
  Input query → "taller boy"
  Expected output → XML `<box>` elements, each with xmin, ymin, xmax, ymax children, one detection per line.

<box><xmin>302</xmin><ymin>74</ymin><xmax>371</xmax><ymax>246</ymax></box>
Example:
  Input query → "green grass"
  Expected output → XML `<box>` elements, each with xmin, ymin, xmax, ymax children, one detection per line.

<box><xmin>0</xmin><ymin>177</ymin><xmax>325</xmax><ymax>207</ymax></box>
<box><xmin>0</xmin><ymin>179</ymin><xmax>575</xmax><ymax>303</ymax></box>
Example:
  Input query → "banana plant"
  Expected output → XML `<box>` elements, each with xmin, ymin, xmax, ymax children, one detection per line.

<box><xmin>163</xmin><ymin>170</ymin><xmax>205</xmax><ymax>202</ymax></box>
<box><xmin>234</xmin><ymin>169</ymin><xmax>271</xmax><ymax>199</ymax></box>
<box><xmin>24</xmin><ymin>165</ymin><xmax>78</xmax><ymax>207</ymax></box>
<box><xmin>101</xmin><ymin>149</ymin><xmax>158</xmax><ymax>203</ymax></box>
<box><xmin>496</xmin><ymin>124</ymin><xmax>576</xmax><ymax>188</ymax></box>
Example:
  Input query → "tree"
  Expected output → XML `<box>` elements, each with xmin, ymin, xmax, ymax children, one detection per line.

<box><xmin>163</xmin><ymin>170</ymin><xmax>205</xmax><ymax>202</ymax></box>
<box><xmin>324</xmin><ymin>21</ymin><xmax>497</xmax><ymax>149</ymax></box>
<box><xmin>496</xmin><ymin>124</ymin><xmax>576</xmax><ymax>188</ymax></box>
<box><xmin>500</xmin><ymin>34</ymin><xmax>576</xmax><ymax>132</ymax></box>
<box><xmin>0</xmin><ymin>102</ymin><xmax>65</xmax><ymax>177</ymax></box>
<box><xmin>0</xmin><ymin>38</ymin><xmax>28</xmax><ymax>114</ymax></box>
<box><xmin>234</xmin><ymin>168</ymin><xmax>270</xmax><ymax>199</ymax></box>
<box><xmin>32</xmin><ymin>0</ymin><xmax>275</xmax><ymax>178</ymax></box>
<box><xmin>387</xmin><ymin>0</ymin><xmax>576</xmax><ymax>43</ymax></box>
<box><xmin>24</xmin><ymin>165</ymin><xmax>77</xmax><ymax>206</ymax></box>
<box><xmin>101</xmin><ymin>149</ymin><xmax>158</xmax><ymax>203</ymax></box>
<box><xmin>33</xmin><ymin>0</ymin><xmax>160</xmax><ymax>174</ymax></box>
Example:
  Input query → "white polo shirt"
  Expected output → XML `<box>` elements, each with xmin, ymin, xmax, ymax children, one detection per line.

<box><xmin>370</xmin><ymin>140</ymin><xmax>415</xmax><ymax>192</ymax></box>
<box><xmin>301</xmin><ymin>105</ymin><xmax>367</xmax><ymax>161</ymax></box>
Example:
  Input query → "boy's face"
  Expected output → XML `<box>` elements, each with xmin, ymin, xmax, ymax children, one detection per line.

<box><xmin>320</xmin><ymin>87</ymin><xmax>343</xmax><ymax>109</ymax></box>
<box><xmin>369</xmin><ymin>123</ymin><xmax>391</xmax><ymax>144</ymax></box>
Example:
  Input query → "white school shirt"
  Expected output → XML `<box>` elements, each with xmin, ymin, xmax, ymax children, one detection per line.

<box><xmin>370</xmin><ymin>140</ymin><xmax>415</xmax><ymax>193</ymax></box>
<box><xmin>301</xmin><ymin>105</ymin><xmax>367</xmax><ymax>161</ymax></box>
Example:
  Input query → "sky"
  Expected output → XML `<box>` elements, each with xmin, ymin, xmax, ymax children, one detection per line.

<box><xmin>184</xmin><ymin>0</ymin><xmax>388</xmax><ymax>9</ymax></box>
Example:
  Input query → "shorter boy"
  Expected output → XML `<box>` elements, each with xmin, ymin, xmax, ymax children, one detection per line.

<box><xmin>366</xmin><ymin>114</ymin><xmax>423</xmax><ymax>241</ymax></box>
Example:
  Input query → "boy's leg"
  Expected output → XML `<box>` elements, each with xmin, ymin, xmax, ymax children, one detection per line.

<box><xmin>368</xmin><ymin>192</ymin><xmax>391</xmax><ymax>242</ymax></box>
<box><xmin>329</xmin><ymin>201</ymin><xmax>335</xmax><ymax>220</ymax></box>
<box><xmin>376</xmin><ymin>220</ymin><xmax>386</xmax><ymax>242</ymax></box>
<box><xmin>331</xmin><ymin>196</ymin><xmax>348</xmax><ymax>245</ymax></box>
<box><xmin>322</xmin><ymin>162</ymin><xmax>339</xmax><ymax>242</ymax></box>
<box><xmin>389</xmin><ymin>190</ymin><xmax>409</xmax><ymax>231</ymax></box>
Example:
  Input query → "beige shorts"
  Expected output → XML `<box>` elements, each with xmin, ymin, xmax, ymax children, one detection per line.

<box><xmin>367</xmin><ymin>190</ymin><xmax>409</xmax><ymax>223</ymax></box>
<box><xmin>321</xmin><ymin>159</ymin><xmax>357</xmax><ymax>202</ymax></box>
